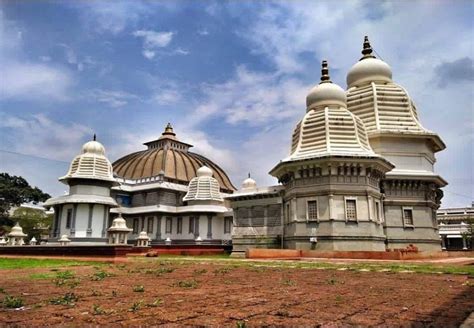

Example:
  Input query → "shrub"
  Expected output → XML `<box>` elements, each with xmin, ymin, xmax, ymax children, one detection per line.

<box><xmin>91</xmin><ymin>270</ymin><xmax>113</xmax><ymax>281</ymax></box>
<box><xmin>92</xmin><ymin>304</ymin><xmax>106</xmax><ymax>315</ymax></box>
<box><xmin>3</xmin><ymin>295</ymin><xmax>23</xmax><ymax>308</ymax></box>
<box><xmin>133</xmin><ymin>285</ymin><xmax>145</xmax><ymax>292</ymax></box>
<box><xmin>129</xmin><ymin>300</ymin><xmax>143</xmax><ymax>312</ymax></box>
<box><xmin>50</xmin><ymin>293</ymin><xmax>78</xmax><ymax>306</ymax></box>
<box><xmin>174</xmin><ymin>280</ymin><xmax>198</xmax><ymax>289</ymax></box>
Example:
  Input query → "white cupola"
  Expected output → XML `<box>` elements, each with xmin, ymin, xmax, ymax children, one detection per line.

<box><xmin>60</xmin><ymin>134</ymin><xmax>116</xmax><ymax>184</ymax></box>
<box><xmin>183</xmin><ymin>165</ymin><xmax>223</xmax><ymax>202</ymax></box>
<box><xmin>287</xmin><ymin>60</ymin><xmax>378</xmax><ymax>162</ymax></box>
<box><xmin>241</xmin><ymin>173</ymin><xmax>257</xmax><ymax>191</ymax></box>
<box><xmin>306</xmin><ymin>60</ymin><xmax>347</xmax><ymax>110</ymax></box>
<box><xmin>346</xmin><ymin>36</ymin><xmax>392</xmax><ymax>87</ymax></box>
<box><xmin>345</xmin><ymin>36</ymin><xmax>445</xmax><ymax>152</ymax></box>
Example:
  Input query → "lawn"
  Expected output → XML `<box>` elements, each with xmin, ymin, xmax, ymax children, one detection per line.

<box><xmin>0</xmin><ymin>256</ymin><xmax>472</xmax><ymax>326</ymax></box>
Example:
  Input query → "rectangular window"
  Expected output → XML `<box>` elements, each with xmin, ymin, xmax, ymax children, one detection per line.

<box><xmin>177</xmin><ymin>217</ymin><xmax>183</xmax><ymax>234</ymax></box>
<box><xmin>165</xmin><ymin>217</ymin><xmax>172</xmax><ymax>234</ymax></box>
<box><xmin>133</xmin><ymin>218</ymin><xmax>139</xmax><ymax>234</ymax></box>
<box><xmin>189</xmin><ymin>217</ymin><xmax>195</xmax><ymax>234</ymax></box>
<box><xmin>403</xmin><ymin>208</ymin><xmax>414</xmax><ymax>226</ymax></box>
<box><xmin>375</xmin><ymin>201</ymin><xmax>381</xmax><ymax>222</ymax></box>
<box><xmin>224</xmin><ymin>217</ymin><xmax>233</xmax><ymax>234</ymax></box>
<box><xmin>66</xmin><ymin>209</ymin><xmax>72</xmax><ymax>228</ymax></box>
<box><xmin>147</xmin><ymin>217</ymin><xmax>154</xmax><ymax>233</ymax></box>
<box><xmin>345</xmin><ymin>199</ymin><xmax>357</xmax><ymax>221</ymax></box>
<box><xmin>307</xmin><ymin>200</ymin><xmax>318</xmax><ymax>221</ymax></box>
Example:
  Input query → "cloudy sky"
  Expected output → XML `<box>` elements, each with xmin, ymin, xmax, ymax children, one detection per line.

<box><xmin>0</xmin><ymin>0</ymin><xmax>472</xmax><ymax>208</ymax></box>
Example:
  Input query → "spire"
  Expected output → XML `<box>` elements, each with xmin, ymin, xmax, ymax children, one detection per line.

<box><xmin>320</xmin><ymin>60</ymin><xmax>331</xmax><ymax>84</ymax></box>
<box><xmin>162</xmin><ymin>123</ymin><xmax>176</xmax><ymax>137</ymax></box>
<box><xmin>248</xmin><ymin>172</ymin><xmax>251</xmax><ymax>178</ymax></box>
<box><xmin>360</xmin><ymin>36</ymin><xmax>376</xmax><ymax>60</ymax></box>
<box><xmin>93</xmin><ymin>133</ymin><xmax>96</xmax><ymax>141</ymax></box>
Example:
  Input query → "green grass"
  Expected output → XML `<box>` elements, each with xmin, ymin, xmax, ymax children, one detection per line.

<box><xmin>0</xmin><ymin>258</ymin><xmax>100</xmax><ymax>270</ymax></box>
<box><xmin>131</xmin><ymin>256</ymin><xmax>474</xmax><ymax>276</ymax></box>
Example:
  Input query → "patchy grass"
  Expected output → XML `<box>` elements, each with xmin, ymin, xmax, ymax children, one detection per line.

<box><xmin>49</xmin><ymin>292</ymin><xmax>78</xmax><ymax>306</ymax></box>
<box><xmin>0</xmin><ymin>258</ymin><xmax>100</xmax><ymax>269</ymax></box>
<box><xmin>3</xmin><ymin>295</ymin><xmax>24</xmax><ymax>308</ymax></box>
<box><xmin>131</xmin><ymin>256</ymin><xmax>474</xmax><ymax>276</ymax></box>
<box><xmin>174</xmin><ymin>279</ymin><xmax>198</xmax><ymax>289</ymax></box>
<box><xmin>129</xmin><ymin>300</ymin><xmax>144</xmax><ymax>312</ymax></box>
<box><xmin>132</xmin><ymin>285</ymin><xmax>145</xmax><ymax>292</ymax></box>
<box><xmin>90</xmin><ymin>270</ymin><xmax>114</xmax><ymax>281</ymax></box>
<box><xmin>28</xmin><ymin>273</ymin><xmax>56</xmax><ymax>280</ymax></box>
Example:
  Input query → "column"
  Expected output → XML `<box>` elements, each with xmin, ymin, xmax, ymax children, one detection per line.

<box><xmin>87</xmin><ymin>204</ymin><xmax>94</xmax><ymax>237</ymax></box>
<box><xmin>367</xmin><ymin>194</ymin><xmax>372</xmax><ymax>221</ymax></box>
<box><xmin>441</xmin><ymin>236</ymin><xmax>446</xmax><ymax>250</ymax></box>
<box><xmin>155</xmin><ymin>215</ymin><xmax>162</xmax><ymax>240</ymax></box>
<box><xmin>70</xmin><ymin>204</ymin><xmax>78</xmax><ymax>236</ymax></box>
<box><xmin>329</xmin><ymin>194</ymin><xmax>334</xmax><ymax>220</ymax></box>
<box><xmin>207</xmin><ymin>214</ymin><xmax>213</xmax><ymax>239</ymax></box>
<box><xmin>101</xmin><ymin>206</ymin><xmax>108</xmax><ymax>237</ymax></box>
<box><xmin>462</xmin><ymin>237</ymin><xmax>468</xmax><ymax>250</ymax></box>
<box><xmin>140</xmin><ymin>216</ymin><xmax>145</xmax><ymax>232</ymax></box>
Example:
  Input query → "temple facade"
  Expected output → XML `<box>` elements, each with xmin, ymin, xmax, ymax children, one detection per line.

<box><xmin>44</xmin><ymin>37</ymin><xmax>447</xmax><ymax>253</ymax></box>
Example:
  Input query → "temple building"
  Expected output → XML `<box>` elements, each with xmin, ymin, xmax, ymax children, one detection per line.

<box><xmin>44</xmin><ymin>36</ymin><xmax>447</xmax><ymax>253</ymax></box>
<box><xmin>437</xmin><ymin>203</ymin><xmax>473</xmax><ymax>250</ymax></box>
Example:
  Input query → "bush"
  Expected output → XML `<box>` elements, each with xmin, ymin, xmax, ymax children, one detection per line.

<box><xmin>3</xmin><ymin>295</ymin><xmax>23</xmax><ymax>308</ymax></box>
<box><xmin>133</xmin><ymin>285</ymin><xmax>145</xmax><ymax>292</ymax></box>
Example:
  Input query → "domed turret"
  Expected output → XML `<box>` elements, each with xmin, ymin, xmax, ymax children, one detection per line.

<box><xmin>306</xmin><ymin>60</ymin><xmax>347</xmax><ymax>110</ymax></box>
<box><xmin>288</xmin><ymin>61</ymin><xmax>378</xmax><ymax>161</ymax></box>
<box><xmin>81</xmin><ymin>134</ymin><xmax>105</xmax><ymax>155</ymax></box>
<box><xmin>347</xmin><ymin>36</ymin><xmax>392</xmax><ymax>87</ymax></box>
<box><xmin>183</xmin><ymin>165</ymin><xmax>223</xmax><ymax>202</ymax></box>
<box><xmin>241</xmin><ymin>173</ymin><xmax>257</xmax><ymax>191</ymax></box>
<box><xmin>346</xmin><ymin>36</ymin><xmax>446</xmax><ymax>153</ymax></box>
<box><xmin>60</xmin><ymin>135</ymin><xmax>116</xmax><ymax>184</ymax></box>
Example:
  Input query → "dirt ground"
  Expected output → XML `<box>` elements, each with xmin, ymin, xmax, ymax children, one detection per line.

<box><xmin>0</xmin><ymin>259</ymin><xmax>473</xmax><ymax>327</ymax></box>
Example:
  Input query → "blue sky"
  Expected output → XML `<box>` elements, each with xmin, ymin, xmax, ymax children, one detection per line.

<box><xmin>0</xmin><ymin>0</ymin><xmax>473</xmax><ymax>208</ymax></box>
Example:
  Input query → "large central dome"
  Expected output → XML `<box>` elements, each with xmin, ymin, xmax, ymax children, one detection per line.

<box><xmin>112</xmin><ymin>124</ymin><xmax>236</xmax><ymax>193</ymax></box>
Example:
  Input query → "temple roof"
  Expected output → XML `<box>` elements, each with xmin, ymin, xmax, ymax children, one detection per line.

<box><xmin>112</xmin><ymin>124</ymin><xmax>236</xmax><ymax>192</ymax></box>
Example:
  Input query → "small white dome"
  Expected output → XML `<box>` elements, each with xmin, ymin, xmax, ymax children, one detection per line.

<box><xmin>346</xmin><ymin>36</ymin><xmax>392</xmax><ymax>87</ymax></box>
<box><xmin>60</xmin><ymin>135</ymin><xmax>115</xmax><ymax>184</ymax></box>
<box><xmin>108</xmin><ymin>213</ymin><xmax>132</xmax><ymax>232</ymax></box>
<box><xmin>8</xmin><ymin>223</ymin><xmax>27</xmax><ymax>237</ymax></box>
<box><xmin>82</xmin><ymin>140</ymin><xmax>105</xmax><ymax>155</ymax></box>
<box><xmin>196</xmin><ymin>165</ymin><xmax>213</xmax><ymax>177</ymax></box>
<box><xmin>306</xmin><ymin>60</ymin><xmax>347</xmax><ymax>110</ymax></box>
<box><xmin>347</xmin><ymin>57</ymin><xmax>392</xmax><ymax>87</ymax></box>
<box><xmin>242</xmin><ymin>175</ymin><xmax>257</xmax><ymax>191</ymax></box>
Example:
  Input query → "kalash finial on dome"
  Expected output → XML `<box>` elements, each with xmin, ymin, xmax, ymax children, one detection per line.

<box><xmin>320</xmin><ymin>60</ymin><xmax>331</xmax><ymax>83</ymax></box>
<box><xmin>360</xmin><ymin>36</ymin><xmax>376</xmax><ymax>60</ymax></box>
<box><xmin>346</xmin><ymin>36</ymin><xmax>392</xmax><ymax>87</ymax></box>
<box><xmin>306</xmin><ymin>60</ymin><xmax>347</xmax><ymax>109</ymax></box>
<box><xmin>93</xmin><ymin>133</ymin><xmax>96</xmax><ymax>141</ymax></box>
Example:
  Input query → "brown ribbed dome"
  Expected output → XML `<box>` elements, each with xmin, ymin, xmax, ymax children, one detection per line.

<box><xmin>112</xmin><ymin>124</ymin><xmax>236</xmax><ymax>193</ymax></box>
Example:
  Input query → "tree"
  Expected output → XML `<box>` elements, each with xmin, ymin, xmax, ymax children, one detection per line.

<box><xmin>11</xmin><ymin>207</ymin><xmax>53</xmax><ymax>241</ymax></box>
<box><xmin>0</xmin><ymin>173</ymin><xmax>51</xmax><ymax>230</ymax></box>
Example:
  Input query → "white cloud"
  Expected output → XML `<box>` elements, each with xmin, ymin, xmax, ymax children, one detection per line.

<box><xmin>151</xmin><ymin>89</ymin><xmax>181</xmax><ymax>105</ymax></box>
<box><xmin>133</xmin><ymin>30</ymin><xmax>174</xmax><ymax>60</ymax></box>
<box><xmin>0</xmin><ymin>10</ymin><xmax>73</xmax><ymax>101</ymax></box>
<box><xmin>88</xmin><ymin>89</ymin><xmax>139</xmax><ymax>108</ymax></box>
<box><xmin>142</xmin><ymin>49</ymin><xmax>155</xmax><ymax>59</ymax></box>
<box><xmin>133</xmin><ymin>30</ymin><xmax>174</xmax><ymax>48</ymax></box>
<box><xmin>0</xmin><ymin>113</ymin><xmax>92</xmax><ymax>161</ymax></box>
<box><xmin>0</xmin><ymin>61</ymin><xmax>72</xmax><ymax>101</ymax></box>
<box><xmin>187</xmin><ymin>66</ymin><xmax>309</xmax><ymax>127</ymax></box>
<box><xmin>174</xmin><ymin>48</ymin><xmax>189</xmax><ymax>55</ymax></box>
<box><xmin>197</xmin><ymin>29</ymin><xmax>209</xmax><ymax>36</ymax></box>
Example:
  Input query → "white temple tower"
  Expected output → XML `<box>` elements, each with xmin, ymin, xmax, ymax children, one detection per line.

<box><xmin>346</xmin><ymin>37</ymin><xmax>447</xmax><ymax>251</ymax></box>
<box><xmin>44</xmin><ymin>135</ymin><xmax>118</xmax><ymax>244</ymax></box>
<box><xmin>270</xmin><ymin>61</ymin><xmax>394</xmax><ymax>251</ymax></box>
